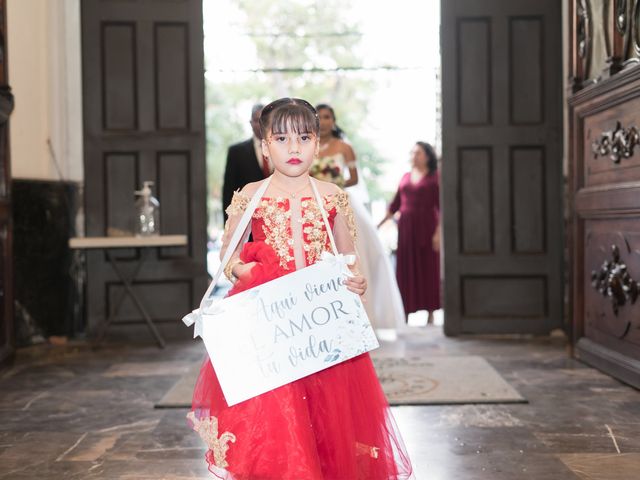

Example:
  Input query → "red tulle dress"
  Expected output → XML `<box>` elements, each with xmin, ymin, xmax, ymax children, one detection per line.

<box><xmin>188</xmin><ymin>188</ymin><xmax>413</xmax><ymax>480</ymax></box>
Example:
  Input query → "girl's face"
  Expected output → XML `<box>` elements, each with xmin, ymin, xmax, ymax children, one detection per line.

<box><xmin>262</xmin><ymin>122</ymin><xmax>319</xmax><ymax>177</ymax></box>
<box><xmin>410</xmin><ymin>144</ymin><xmax>428</xmax><ymax>169</ymax></box>
<box><xmin>317</xmin><ymin>108</ymin><xmax>335</xmax><ymax>137</ymax></box>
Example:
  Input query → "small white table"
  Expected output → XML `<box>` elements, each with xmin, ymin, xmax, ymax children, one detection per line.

<box><xmin>69</xmin><ymin>235</ymin><xmax>188</xmax><ymax>348</ymax></box>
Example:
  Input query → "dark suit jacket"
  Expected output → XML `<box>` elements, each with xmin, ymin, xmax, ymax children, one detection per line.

<box><xmin>222</xmin><ymin>138</ymin><xmax>266</xmax><ymax>221</ymax></box>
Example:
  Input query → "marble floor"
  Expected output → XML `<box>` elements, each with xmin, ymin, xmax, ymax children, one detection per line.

<box><xmin>0</xmin><ymin>325</ymin><xmax>639</xmax><ymax>479</ymax></box>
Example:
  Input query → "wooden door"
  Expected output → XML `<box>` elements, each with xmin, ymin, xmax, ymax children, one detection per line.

<box><xmin>81</xmin><ymin>0</ymin><xmax>207</xmax><ymax>339</ymax></box>
<box><xmin>441</xmin><ymin>0</ymin><xmax>564</xmax><ymax>335</ymax></box>
<box><xmin>0</xmin><ymin>0</ymin><xmax>13</xmax><ymax>364</ymax></box>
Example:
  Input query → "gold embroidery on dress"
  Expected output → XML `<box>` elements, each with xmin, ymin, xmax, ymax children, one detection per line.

<box><xmin>239</xmin><ymin>193</ymin><xmax>349</xmax><ymax>269</ymax></box>
<box><xmin>226</xmin><ymin>191</ymin><xmax>251</xmax><ymax>217</ymax></box>
<box><xmin>326</xmin><ymin>191</ymin><xmax>357</xmax><ymax>242</ymax></box>
<box><xmin>356</xmin><ymin>441</ymin><xmax>380</xmax><ymax>459</ymax></box>
<box><xmin>187</xmin><ymin>412</ymin><xmax>237</xmax><ymax>468</ymax></box>
<box><xmin>254</xmin><ymin>197</ymin><xmax>294</xmax><ymax>269</ymax></box>
<box><xmin>301</xmin><ymin>198</ymin><xmax>329</xmax><ymax>266</ymax></box>
<box><xmin>301</xmin><ymin>193</ymin><xmax>357</xmax><ymax>265</ymax></box>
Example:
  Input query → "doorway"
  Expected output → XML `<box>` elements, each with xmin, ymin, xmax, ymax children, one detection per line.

<box><xmin>202</xmin><ymin>0</ymin><xmax>445</xmax><ymax>328</ymax></box>
<box><xmin>78</xmin><ymin>0</ymin><xmax>564</xmax><ymax>338</ymax></box>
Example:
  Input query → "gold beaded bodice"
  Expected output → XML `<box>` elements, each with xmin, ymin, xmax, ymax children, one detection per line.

<box><xmin>226</xmin><ymin>191</ymin><xmax>356</xmax><ymax>270</ymax></box>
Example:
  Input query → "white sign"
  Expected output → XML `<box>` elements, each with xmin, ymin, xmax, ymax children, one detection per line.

<box><xmin>197</xmin><ymin>254</ymin><xmax>379</xmax><ymax>406</ymax></box>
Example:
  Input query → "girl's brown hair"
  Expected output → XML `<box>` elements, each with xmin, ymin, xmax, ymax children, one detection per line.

<box><xmin>260</xmin><ymin>98</ymin><xmax>319</xmax><ymax>139</ymax></box>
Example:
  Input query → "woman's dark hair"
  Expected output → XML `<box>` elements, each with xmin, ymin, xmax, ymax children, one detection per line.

<box><xmin>260</xmin><ymin>98</ymin><xmax>319</xmax><ymax>138</ymax></box>
<box><xmin>315</xmin><ymin>103</ymin><xmax>345</xmax><ymax>139</ymax></box>
<box><xmin>416</xmin><ymin>141</ymin><xmax>438</xmax><ymax>175</ymax></box>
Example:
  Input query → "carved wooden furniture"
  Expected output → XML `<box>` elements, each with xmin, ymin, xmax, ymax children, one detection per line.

<box><xmin>569</xmin><ymin>0</ymin><xmax>640</xmax><ymax>388</ymax></box>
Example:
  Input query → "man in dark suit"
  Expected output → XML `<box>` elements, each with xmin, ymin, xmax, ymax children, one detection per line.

<box><xmin>222</xmin><ymin>104</ymin><xmax>270</xmax><ymax>221</ymax></box>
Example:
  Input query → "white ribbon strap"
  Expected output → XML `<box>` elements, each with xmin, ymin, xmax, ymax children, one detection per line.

<box><xmin>310</xmin><ymin>178</ymin><xmax>339</xmax><ymax>257</ymax></box>
<box><xmin>202</xmin><ymin>176</ymin><xmax>272</xmax><ymax>308</ymax></box>
<box><xmin>320</xmin><ymin>250</ymin><xmax>356</xmax><ymax>268</ymax></box>
<box><xmin>183</xmin><ymin>176</ymin><xmax>351</xmax><ymax>336</ymax></box>
<box><xmin>182</xmin><ymin>177</ymin><xmax>272</xmax><ymax>332</ymax></box>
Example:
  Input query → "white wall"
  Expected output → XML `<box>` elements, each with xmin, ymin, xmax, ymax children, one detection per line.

<box><xmin>7</xmin><ymin>0</ymin><xmax>83</xmax><ymax>181</ymax></box>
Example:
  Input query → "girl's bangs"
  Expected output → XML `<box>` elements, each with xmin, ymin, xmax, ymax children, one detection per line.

<box><xmin>269</xmin><ymin>106</ymin><xmax>318</xmax><ymax>135</ymax></box>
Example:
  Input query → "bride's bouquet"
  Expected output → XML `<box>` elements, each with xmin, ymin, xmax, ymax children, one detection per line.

<box><xmin>310</xmin><ymin>156</ymin><xmax>345</xmax><ymax>187</ymax></box>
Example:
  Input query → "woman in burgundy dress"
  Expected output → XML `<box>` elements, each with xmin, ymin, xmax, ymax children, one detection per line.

<box><xmin>379</xmin><ymin>142</ymin><xmax>441</xmax><ymax>324</ymax></box>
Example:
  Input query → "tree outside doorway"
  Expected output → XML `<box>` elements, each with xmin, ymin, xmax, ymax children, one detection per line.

<box><xmin>203</xmin><ymin>0</ymin><xmax>440</xmax><ymax>239</ymax></box>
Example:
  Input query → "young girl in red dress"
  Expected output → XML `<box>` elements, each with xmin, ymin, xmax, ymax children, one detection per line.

<box><xmin>188</xmin><ymin>98</ymin><xmax>413</xmax><ymax>479</ymax></box>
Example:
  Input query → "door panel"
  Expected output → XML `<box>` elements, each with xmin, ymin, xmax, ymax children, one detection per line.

<box><xmin>81</xmin><ymin>0</ymin><xmax>207</xmax><ymax>339</ymax></box>
<box><xmin>441</xmin><ymin>0</ymin><xmax>563</xmax><ymax>334</ymax></box>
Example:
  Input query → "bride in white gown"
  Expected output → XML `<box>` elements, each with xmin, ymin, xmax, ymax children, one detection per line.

<box><xmin>311</xmin><ymin>104</ymin><xmax>405</xmax><ymax>332</ymax></box>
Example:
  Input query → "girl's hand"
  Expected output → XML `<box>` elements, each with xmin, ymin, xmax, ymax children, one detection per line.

<box><xmin>234</xmin><ymin>261</ymin><xmax>256</xmax><ymax>280</ymax></box>
<box><xmin>345</xmin><ymin>274</ymin><xmax>367</xmax><ymax>297</ymax></box>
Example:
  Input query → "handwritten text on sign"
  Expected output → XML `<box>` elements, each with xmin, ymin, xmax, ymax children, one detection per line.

<box><xmin>199</xmin><ymin>255</ymin><xmax>379</xmax><ymax>406</ymax></box>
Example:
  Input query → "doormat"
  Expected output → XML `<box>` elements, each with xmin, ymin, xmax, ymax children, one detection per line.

<box><xmin>155</xmin><ymin>355</ymin><xmax>525</xmax><ymax>408</ymax></box>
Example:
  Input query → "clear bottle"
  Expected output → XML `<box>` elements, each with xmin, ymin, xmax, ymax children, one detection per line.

<box><xmin>134</xmin><ymin>181</ymin><xmax>160</xmax><ymax>236</ymax></box>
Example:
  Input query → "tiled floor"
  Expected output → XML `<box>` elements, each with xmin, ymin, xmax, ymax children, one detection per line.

<box><xmin>0</xmin><ymin>326</ymin><xmax>639</xmax><ymax>479</ymax></box>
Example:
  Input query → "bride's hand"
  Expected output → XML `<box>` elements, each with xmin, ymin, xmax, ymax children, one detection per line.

<box><xmin>377</xmin><ymin>211</ymin><xmax>395</xmax><ymax>229</ymax></box>
<box><xmin>377</xmin><ymin>215</ymin><xmax>390</xmax><ymax>229</ymax></box>
<box><xmin>345</xmin><ymin>274</ymin><xmax>367</xmax><ymax>297</ymax></box>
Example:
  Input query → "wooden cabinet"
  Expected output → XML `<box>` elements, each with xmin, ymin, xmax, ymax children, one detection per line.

<box><xmin>569</xmin><ymin>0</ymin><xmax>640</xmax><ymax>387</ymax></box>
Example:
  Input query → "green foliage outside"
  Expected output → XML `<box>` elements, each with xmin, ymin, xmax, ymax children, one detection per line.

<box><xmin>205</xmin><ymin>0</ymin><xmax>391</xmax><ymax>230</ymax></box>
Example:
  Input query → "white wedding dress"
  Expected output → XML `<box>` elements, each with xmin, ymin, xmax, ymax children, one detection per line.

<box><xmin>316</xmin><ymin>153</ymin><xmax>406</xmax><ymax>332</ymax></box>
